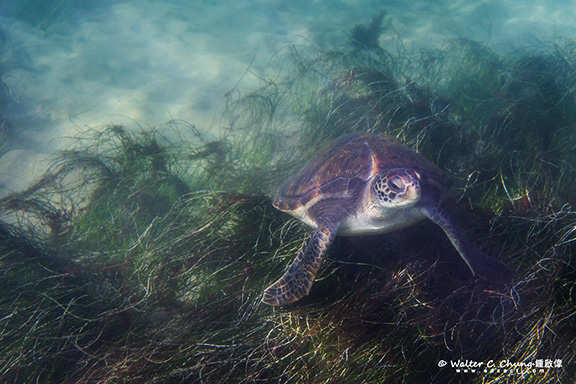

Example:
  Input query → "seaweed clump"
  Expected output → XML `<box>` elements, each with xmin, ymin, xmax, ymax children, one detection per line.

<box><xmin>0</xmin><ymin>121</ymin><xmax>300</xmax><ymax>382</ymax></box>
<box><xmin>1</xmin><ymin>21</ymin><xmax>576</xmax><ymax>384</ymax></box>
<box><xmin>350</xmin><ymin>11</ymin><xmax>388</xmax><ymax>50</ymax></box>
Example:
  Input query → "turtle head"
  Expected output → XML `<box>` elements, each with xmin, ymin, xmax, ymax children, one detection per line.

<box><xmin>372</xmin><ymin>169</ymin><xmax>421</xmax><ymax>208</ymax></box>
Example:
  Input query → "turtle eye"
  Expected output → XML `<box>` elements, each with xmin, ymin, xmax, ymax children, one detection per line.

<box><xmin>388</xmin><ymin>176</ymin><xmax>405</xmax><ymax>192</ymax></box>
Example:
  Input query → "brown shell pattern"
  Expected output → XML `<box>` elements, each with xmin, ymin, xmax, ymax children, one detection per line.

<box><xmin>274</xmin><ymin>133</ymin><xmax>450</xmax><ymax>213</ymax></box>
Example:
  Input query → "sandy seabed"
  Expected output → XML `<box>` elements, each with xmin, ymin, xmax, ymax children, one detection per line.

<box><xmin>0</xmin><ymin>0</ymin><xmax>575</xmax><ymax>194</ymax></box>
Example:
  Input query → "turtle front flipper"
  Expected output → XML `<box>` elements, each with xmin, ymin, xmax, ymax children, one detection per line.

<box><xmin>262</xmin><ymin>223</ymin><xmax>339</xmax><ymax>306</ymax></box>
<box><xmin>421</xmin><ymin>205</ymin><xmax>512</xmax><ymax>283</ymax></box>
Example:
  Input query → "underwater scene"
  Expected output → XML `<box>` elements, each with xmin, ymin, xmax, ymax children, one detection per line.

<box><xmin>1</xmin><ymin>0</ymin><xmax>576</xmax><ymax>383</ymax></box>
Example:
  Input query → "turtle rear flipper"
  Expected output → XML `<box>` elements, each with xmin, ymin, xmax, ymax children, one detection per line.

<box><xmin>422</xmin><ymin>205</ymin><xmax>512</xmax><ymax>283</ymax></box>
<box><xmin>262</xmin><ymin>223</ymin><xmax>338</xmax><ymax>306</ymax></box>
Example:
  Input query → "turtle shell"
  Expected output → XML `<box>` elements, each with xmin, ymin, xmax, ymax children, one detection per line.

<box><xmin>273</xmin><ymin>133</ymin><xmax>451</xmax><ymax>214</ymax></box>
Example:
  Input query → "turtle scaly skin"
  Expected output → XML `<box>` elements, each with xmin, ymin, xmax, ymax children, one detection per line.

<box><xmin>262</xmin><ymin>223</ymin><xmax>337</xmax><ymax>306</ymax></box>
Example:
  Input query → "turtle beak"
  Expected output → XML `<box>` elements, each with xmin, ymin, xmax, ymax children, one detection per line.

<box><xmin>407</xmin><ymin>181</ymin><xmax>421</xmax><ymax>202</ymax></box>
<box><xmin>398</xmin><ymin>170</ymin><xmax>421</xmax><ymax>204</ymax></box>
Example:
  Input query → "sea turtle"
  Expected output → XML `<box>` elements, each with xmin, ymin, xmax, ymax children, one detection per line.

<box><xmin>262</xmin><ymin>133</ymin><xmax>511</xmax><ymax>306</ymax></box>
